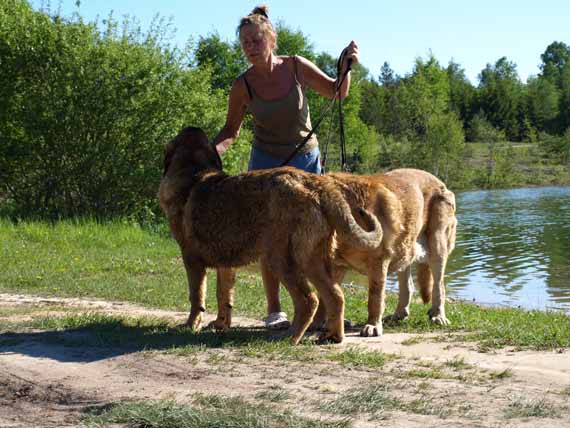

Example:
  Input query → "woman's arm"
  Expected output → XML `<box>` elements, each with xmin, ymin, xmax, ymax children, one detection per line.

<box><xmin>298</xmin><ymin>41</ymin><xmax>359</xmax><ymax>100</ymax></box>
<box><xmin>212</xmin><ymin>77</ymin><xmax>249</xmax><ymax>155</ymax></box>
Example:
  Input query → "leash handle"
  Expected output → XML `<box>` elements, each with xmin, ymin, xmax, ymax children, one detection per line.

<box><xmin>345</xmin><ymin>57</ymin><xmax>353</xmax><ymax>73</ymax></box>
<box><xmin>337</xmin><ymin>48</ymin><xmax>353</xmax><ymax>76</ymax></box>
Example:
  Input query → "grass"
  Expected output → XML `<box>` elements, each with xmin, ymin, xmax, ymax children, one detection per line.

<box><xmin>391</xmin><ymin>359</ymin><xmax>483</xmax><ymax>383</ymax></box>
<box><xmin>1</xmin><ymin>219</ymin><xmax>570</xmax><ymax>351</ymax></box>
<box><xmin>255</xmin><ymin>386</ymin><xmax>291</xmax><ymax>402</ymax></box>
<box><xmin>443</xmin><ymin>356</ymin><xmax>474</xmax><ymax>371</ymax></box>
<box><xmin>401</xmin><ymin>367</ymin><xmax>448</xmax><ymax>380</ymax></box>
<box><xmin>85</xmin><ymin>395</ymin><xmax>350</xmax><ymax>428</ymax></box>
<box><xmin>318</xmin><ymin>383</ymin><xmax>395</xmax><ymax>420</ymax></box>
<box><xmin>400</xmin><ymin>335</ymin><xmax>425</xmax><ymax>346</ymax></box>
<box><xmin>318</xmin><ymin>383</ymin><xmax>457</xmax><ymax>419</ymax></box>
<box><xmin>328</xmin><ymin>346</ymin><xmax>393</xmax><ymax>368</ymax></box>
<box><xmin>463</xmin><ymin>142</ymin><xmax>570</xmax><ymax>188</ymax></box>
<box><xmin>504</xmin><ymin>396</ymin><xmax>561</xmax><ymax>419</ymax></box>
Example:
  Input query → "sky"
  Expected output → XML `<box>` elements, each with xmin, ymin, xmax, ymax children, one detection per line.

<box><xmin>30</xmin><ymin>0</ymin><xmax>570</xmax><ymax>84</ymax></box>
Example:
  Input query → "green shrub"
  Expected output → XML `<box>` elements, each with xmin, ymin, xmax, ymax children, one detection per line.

<box><xmin>0</xmin><ymin>1</ymin><xmax>227</xmax><ymax>220</ymax></box>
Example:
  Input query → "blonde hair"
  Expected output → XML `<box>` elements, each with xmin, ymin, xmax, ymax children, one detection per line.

<box><xmin>237</xmin><ymin>5</ymin><xmax>277</xmax><ymax>48</ymax></box>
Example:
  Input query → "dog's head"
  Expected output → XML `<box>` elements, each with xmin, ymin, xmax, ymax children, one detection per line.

<box><xmin>162</xmin><ymin>126</ymin><xmax>223</xmax><ymax>177</ymax></box>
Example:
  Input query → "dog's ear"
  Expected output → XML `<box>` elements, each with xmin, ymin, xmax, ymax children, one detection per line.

<box><xmin>193</xmin><ymin>145</ymin><xmax>222</xmax><ymax>170</ymax></box>
<box><xmin>163</xmin><ymin>140</ymin><xmax>176</xmax><ymax>177</ymax></box>
<box><xmin>211</xmin><ymin>143</ymin><xmax>223</xmax><ymax>171</ymax></box>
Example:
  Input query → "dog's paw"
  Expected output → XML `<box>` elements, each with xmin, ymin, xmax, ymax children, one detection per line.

<box><xmin>186</xmin><ymin>312</ymin><xmax>203</xmax><ymax>332</ymax></box>
<box><xmin>360</xmin><ymin>323</ymin><xmax>383</xmax><ymax>337</ymax></box>
<box><xmin>427</xmin><ymin>309</ymin><xmax>450</xmax><ymax>326</ymax></box>
<box><xmin>207</xmin><ymin>317</ymin><xmax>230</xmax><ymax>331</ymax></box>
<box><xmin>317</xmin><ymin>332</ymin><xmax>344</xmax><ymax>344</ymax></box>
<box><xmin>429</xmin><ymin>315</ymin><xmax>450</xmax><ymax>326</ymax></box>
<box><xmin>383</xmin><ymin>310</ymin><xmax>409</xmax><ymax>324</ymax></box>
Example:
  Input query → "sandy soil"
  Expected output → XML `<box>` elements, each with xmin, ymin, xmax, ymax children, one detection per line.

<box><xmin>1</xmin><ymin>293</ymin><xmax>569</xmax><ymax>427</ymax></box>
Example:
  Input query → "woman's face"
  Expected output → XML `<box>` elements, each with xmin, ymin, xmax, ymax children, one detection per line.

<box><xmin>239</xmin><ymin>24</ymin><xmax>274</xmax><ymax>65</ymax></box>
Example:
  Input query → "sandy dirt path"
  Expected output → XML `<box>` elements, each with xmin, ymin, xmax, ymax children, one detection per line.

<box><xmin>1</xmin><ymin>293</ymin><xmax>569</xmax><ymax>427</ymax></box>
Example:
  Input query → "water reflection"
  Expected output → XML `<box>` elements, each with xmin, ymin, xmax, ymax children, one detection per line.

<box><xmin>447</xmin><ymin>186</ymin><xmax>570</xmax><ymax>312</ymax></box>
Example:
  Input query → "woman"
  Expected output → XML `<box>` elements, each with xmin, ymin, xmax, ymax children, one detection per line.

<box><xmin>213</xmin><ymin>5</ymin><xmax>359</xmax><ymax>329</ymax></box>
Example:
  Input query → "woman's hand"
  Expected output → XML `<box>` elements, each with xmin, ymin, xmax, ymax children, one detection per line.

<box><xmin>342</xmin><ymin>41</ymin><xmax>359</xmax><ymax>73</ymax></box>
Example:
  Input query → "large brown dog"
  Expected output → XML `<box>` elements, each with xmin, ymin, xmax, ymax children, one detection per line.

<box><xmin>158</xmin><ymin>127</ymin><xmax>383</xmax><ymax>344</ymax></box>
<box><xmin>213</xmin><ymin>168</ymin><xmax>457</xmax><ymax>338</ymax></box>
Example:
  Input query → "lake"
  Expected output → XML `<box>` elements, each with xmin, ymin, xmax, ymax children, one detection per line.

<box><xmin>350</xmin><ymin>186</ymin><xmax>570</xmax><ymax>313</ymax></box>
<box><xmin>446</xmin><ymin>186</ymin><xmax>570</xmax><ymax>313</ymax></box>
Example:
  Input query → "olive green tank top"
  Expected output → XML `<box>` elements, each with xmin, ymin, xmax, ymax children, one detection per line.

<box><xmin>243</xmin><ymin>56</ymin><xmax>318</xmax><ymax>159</ymax></box>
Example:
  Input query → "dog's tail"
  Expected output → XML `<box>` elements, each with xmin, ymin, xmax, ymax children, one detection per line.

<box><xmin>417</xmin><ymin>188</ymin><xmax>457</xmax><ymax>305</ymax></box>
<box><xmin>319</xmin><ymin>184</ymin><xmax>383</xmax><ymax>250</ymax></box>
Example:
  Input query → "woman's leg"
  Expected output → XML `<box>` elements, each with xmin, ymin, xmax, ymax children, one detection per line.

<box><xmin>248</xmin><ymin>147</ymin><xmax>293</xmax><ymax>329</ymax></box>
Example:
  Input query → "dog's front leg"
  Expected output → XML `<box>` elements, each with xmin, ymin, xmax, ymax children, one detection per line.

<box><xmin>182</xmin><ymin>253</ymin><xmax>207</xmax><ymax>331</ymax></box>
<box><xmin>361</xmin><ymin>258</ymin><xmax>390</xmax><ymax>337</ymax></box>
<box><xmin>209</xmin><ymin>267</ymin><xmax>235</xmax><ymax>331</ymax></box>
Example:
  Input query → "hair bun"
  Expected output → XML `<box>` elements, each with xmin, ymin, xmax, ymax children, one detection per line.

<box><xmin>252</xmin><ymin>5</ymin><xmax>269</xmax><ymax>18</ymax></box>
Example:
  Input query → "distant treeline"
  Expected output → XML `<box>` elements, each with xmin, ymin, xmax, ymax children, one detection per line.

<box><xmin>1</xmin><ymin>1</ymin><xmax>569</xmax><ymax>221</ymax></box>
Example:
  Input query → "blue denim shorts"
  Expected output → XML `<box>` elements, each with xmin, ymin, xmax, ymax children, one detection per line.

<box><xmin>248</xmin><ymin>146</ymin><xmax>322</xmax><ymax>174</ymax></box>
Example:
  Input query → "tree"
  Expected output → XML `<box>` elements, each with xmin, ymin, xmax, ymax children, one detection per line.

<box><xmin>559</xmin><ymin>62</ymin><xmax>570</xmax><ymax>132</ymax></box>
<box><xmin>379</xmin><ymin>61</ymin><xmax>396</xmax><ymax>86</ymax></box>
<box><xmin>526</xmin><ymin>76</ymin><xmax>559</xmax><ymax>133</ymax></box>
<box><xmin>370</xmin><ymin>62</ymin><xmax>403</xmax><ymax>136</ymax></box>
<box><xmin>423</xmin><ymin>112</ymin><xmax>465</xmax><ymax>183</ymax></box>
<box><xmin>358</xmin><ymin>78</ymin><xmax>383</xmax><ymax>133</ymax></box>
<box><xmin>478</xmin><ymin>57</ymin><xmax>523</xmax><ymax>140</ymax></box>
<box><xmin>194</xmin><ymin>33</ymin><xmax>247</xmax><ymax>91</ymax></box>
<box><xmin>540</xmin><ymin>41</ymin><xmax>570</xmax><ymax>86</ymax></box>
<box><xmin>467</xmin><ymin>113</ymin><xmax>520</xmax><ymax>187</ymax></box>
<box><xmin>275</xmin><ymin>22</ymin><xmax>316</xmax><ymax>60</ymax></box>
<box><xmin>399</xmin><ymin>55</ymin><xmax>451</xmax><ymax>140</ymax></box>
<box><xmin>447</xmin><ymin>60</ymin><xmax>477</xmax><ymax>129</ymax></box>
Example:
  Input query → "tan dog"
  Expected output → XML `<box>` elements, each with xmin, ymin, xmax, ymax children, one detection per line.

<box><xmin>213</xmin><ymin>168</ymin><xmax>456</xmax><ymax>338</ymax></box>
<box><xmin>158</xmin><ymin>127</ymin><xmax>383</xmax><ymax>344</ymax></box>
<box><xmin>323</xmin><ymin>169</ymin><xmax>457</xmax><ymax>336</ymax></box>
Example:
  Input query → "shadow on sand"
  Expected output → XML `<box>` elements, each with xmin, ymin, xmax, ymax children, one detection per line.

<box><xmin>0</xmin><ymin>319</ymin><xmax>289</xmax><ymax>364</ymax></box>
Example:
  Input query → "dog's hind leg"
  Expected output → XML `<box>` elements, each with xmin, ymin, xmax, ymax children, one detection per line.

<box><xmin>383</xmin><ymin>265</ymin><xmax>414</xmax><ymax>324</ymax></box>
<box><xmin>209</xmin><ymin>267</ymin><xmax>235</xmax><ymax>331</ymax></box>
<box><xmin>280</xmin><ymin>269</ymin><xmax>318</xmax><ymax>345</ymax></box>
<box><xmin>361</xmin><ymin>258</ymin><xmax>390</xmax><ymax>337</ymax></box>
<box><xmin>425</xmin><ymin>199</ymin><xmax>456</xmax><ymax>326</ymax></box>
<box><xmin>309</xmin><ymin>265</ymin><xmax>346</xmax><ymax>332</ymax></box>
<box><xmin>307</xmin><ymin>263</ymin><xmax>346</xmax><ymax>343</ymax></box>
<box><xmin>183</xmin><ymin>254</ymin><xmax>207</xmax><ymax>331</ymax></box>
<box><xmin>426</xmin><ymin>231</ymin><xmax>450</xmax><ymax>326</ymax></box>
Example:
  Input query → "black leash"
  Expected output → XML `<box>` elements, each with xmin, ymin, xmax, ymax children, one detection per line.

<box><xmin>336</xmin><ymin>53</ymin><xmax>350</xmax><ymax>173</ymax></box>
<box><xmin>280</xmin><ymin>50</ymin><xmax>353</xmax><ymax>169</ymax></box>
<box><xmin>320</xmin><ymin>98</ymin><xmax>337</xmax><ymax>174</ymax></box>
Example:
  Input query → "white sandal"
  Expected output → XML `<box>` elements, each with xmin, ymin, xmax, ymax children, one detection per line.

<box><xmin>265</xmin><ymin>311</ymin><xmax>290</xmax><ymax>330</ymax></box>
